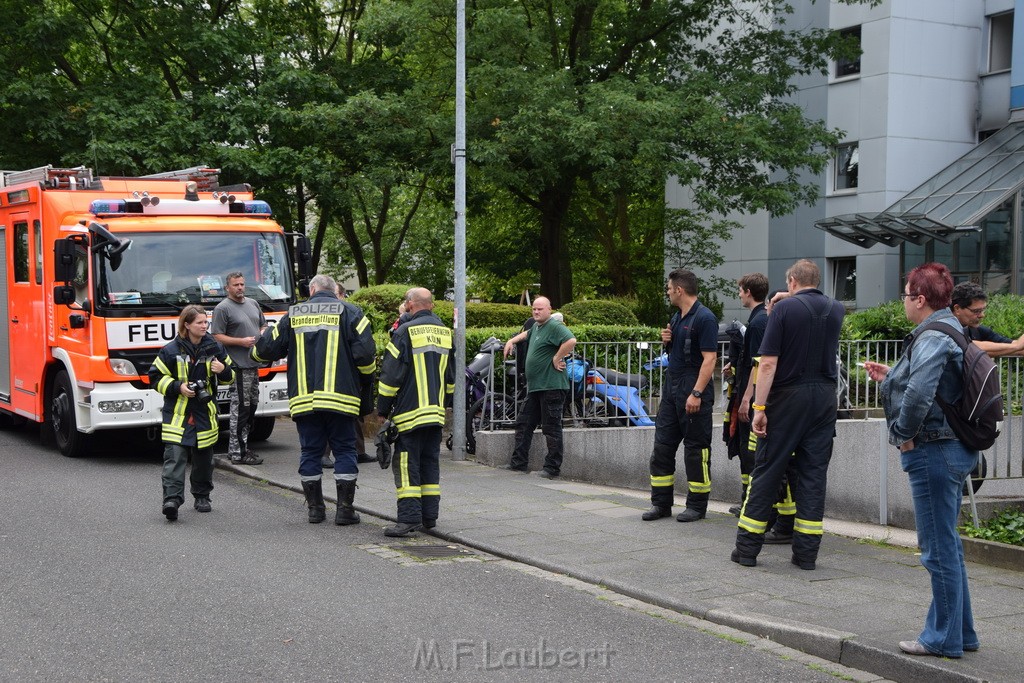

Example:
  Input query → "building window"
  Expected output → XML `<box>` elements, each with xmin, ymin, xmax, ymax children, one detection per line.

<box><xmin>989</xmin><ymin>12</ymin><xmax>1013</xmax><ymax>73</ymax></box>
<box><xmin>834</xmin><ymin>143</ymin><xmax>859</xmax><ymax>192</ymax></box>
<box><xmin>835</xmin><ymin>26</ymin><xmax>862</xmax><ymax>78</ymax></box>
<box><xmin>831</xmin><ymin>258</ymin><xmax>857</xmax><ymax>301</ymax></box>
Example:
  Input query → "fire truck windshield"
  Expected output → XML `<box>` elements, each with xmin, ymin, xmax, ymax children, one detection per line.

<box><xmin>96</xmin><ymin>231</ymin><xmax>293</xmax><ymax>309</ymax></box>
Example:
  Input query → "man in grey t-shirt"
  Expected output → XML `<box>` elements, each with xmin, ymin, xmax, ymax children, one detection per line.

<box><xmin>212</xmin><ymin>272</ymin><xmax>267</xmax><ymax>465</ymax></box>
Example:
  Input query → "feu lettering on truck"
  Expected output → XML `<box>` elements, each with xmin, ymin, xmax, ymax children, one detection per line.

<box><xmin>106</xmin><ymin>313</ymin><xmax>284</xmax><ymax>349</ymax></box>
<box><xmin>106</xmin><ymin>318</ymin><xmax>179</xmax><ymax>349</ymax></box>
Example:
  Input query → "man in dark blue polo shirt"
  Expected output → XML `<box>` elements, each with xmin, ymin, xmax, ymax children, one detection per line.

<box><xmin>949</xmin><ymin>282</ymin><xmax>1024</xmax><ymax>357</ymax></box>
<box><xmin>641</xmin><ymin>268</ymin><xmax>720</xmax><ymax>523</ymax></box>
<box><xmin>731</xmin><ymin>259</ymin><xmax>845</xmax><ymax>570</ymax></box>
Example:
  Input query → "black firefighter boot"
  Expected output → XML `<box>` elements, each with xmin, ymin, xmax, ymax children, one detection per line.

<box><xmin>301</xmin><ymin>480</ymin><xmax>326</xmax><ymax>524</ymax></box>
<box><xmin>335</xmin><ymin>479</ymin><xmax>361</xmax><ymax>526</ymax></box>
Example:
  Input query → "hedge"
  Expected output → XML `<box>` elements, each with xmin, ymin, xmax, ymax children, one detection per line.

<box><xmin>842</xmin><ymin>293</ymin><xmax>1024</xmax><ymax>340</ymax></box>
<box><xmin>560</xmin><ymin>300</ymin><xmax>638</xmax><ymax>325</ymax></box>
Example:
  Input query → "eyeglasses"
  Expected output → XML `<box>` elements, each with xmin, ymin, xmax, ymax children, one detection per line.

<box><xmin>898</xmin><ymin>292</ymin><xmax>920</xmax><ymax>300</ymax></box>
<box><xmin>965</xmin><ymin>306</ymin><xmax>986</xmax><ymax>316</ymax></box>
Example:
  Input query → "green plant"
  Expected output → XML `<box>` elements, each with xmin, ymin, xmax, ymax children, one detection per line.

<box><xmin>842</xmin><ymin>300</ymin><xmax>913</xmax><ymax>340</ymax></box>
<box><xmin>560</xmin><ymin>300</ymin><xmax>639</xmax><ymax>326</ymax></box>
<box><xmin>960</xmin><ymin>507</ymin><xmax>1024</xmax><ymax>546</ymax></box>
<box><xmin>433</xmin><ymin>302</ymin><xmax>532</xmax><ymax>329</ymax></box>
<box><xmin>842</xmin><ymin>293</ymin><xmax>1024</xmax><ymax>341</ymax></box>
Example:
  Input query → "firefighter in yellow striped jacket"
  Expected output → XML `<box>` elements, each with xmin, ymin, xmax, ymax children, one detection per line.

<box><xmin>252</xmin><ymin>274</ymin><xmax>376</xmax><ymax>525</ymax></box>
<box><xmin>149</xmin><ymin>305</ymin><xmax>234</xmax><ymax>521</ymax></box>
<box><xmin>376</xmin><ymin>287</ymin><xmax>455</xmax><ymax>537</ymax></box>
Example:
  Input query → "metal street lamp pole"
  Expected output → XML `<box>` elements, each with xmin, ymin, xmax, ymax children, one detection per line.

<box><xmin>451</xmin><ymin>0</ymin><xmax>467</xmax><ymax>460</ymax></box>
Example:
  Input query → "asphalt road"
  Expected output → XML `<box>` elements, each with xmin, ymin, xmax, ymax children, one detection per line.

<box><xmin>0</xmin><ymin>424</ymin><xmax>870</xmax><ymax>682</ymax></box>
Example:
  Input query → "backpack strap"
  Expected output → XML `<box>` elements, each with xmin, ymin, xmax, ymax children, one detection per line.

<box><xmin>904</xmin><ymin>321</ymin><xmax>969</xmax><ymax>358</ymax></box>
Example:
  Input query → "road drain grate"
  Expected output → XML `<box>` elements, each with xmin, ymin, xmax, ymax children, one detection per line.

<box><xmin>393</xmin><ymin>543</ymin><xmax>477</xmax><ymax>560</ymax></box>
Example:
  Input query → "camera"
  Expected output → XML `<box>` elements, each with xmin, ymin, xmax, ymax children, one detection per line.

<box><xmin>187</xmin><ymin>379</ymin><xmax>214</xmax><ymax>403</ymax></box>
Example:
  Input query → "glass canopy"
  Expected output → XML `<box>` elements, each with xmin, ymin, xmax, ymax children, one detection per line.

<box><xmin>815</xmin><ymin>122</ymin><xmax>1024</xmax><ymax>248</ymax></box>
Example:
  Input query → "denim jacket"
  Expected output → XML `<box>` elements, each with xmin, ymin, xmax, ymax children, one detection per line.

<box><xmin>880</xmin><ymin>309</ymin><xmax>964</xmax><ymax>447</ymax></box>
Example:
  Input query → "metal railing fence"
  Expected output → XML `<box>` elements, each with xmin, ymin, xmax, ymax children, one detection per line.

<box><xmin>466</xmin><ymin>337</ymin><xmax>1024</xmax><ymax>488</ymax></box>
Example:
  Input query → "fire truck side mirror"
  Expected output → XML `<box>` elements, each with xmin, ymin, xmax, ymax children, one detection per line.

<box><xmin>296</xmin><ymin>236</ymin><xmax>313</xmax><ymax>280</ymax></box>
<box><xmin>54</xmin><ymin>286</ymin><xmax>76</xmax><ymax>305</ymax></box>
<box><xmin>54</xmin><ymin>239</ymin><xmax>77</xmax><ymax>283</ymax></box>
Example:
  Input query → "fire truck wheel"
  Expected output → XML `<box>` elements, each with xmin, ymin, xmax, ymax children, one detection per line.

<box><xmin>249</xmin><ymin>416</ymin><xmax>276</xmax><ymax>442</ymax></box>
<box><xmin>51</xmin><ymin>369</ymin><xmax>90</xmax><ymax>458</ymax></box>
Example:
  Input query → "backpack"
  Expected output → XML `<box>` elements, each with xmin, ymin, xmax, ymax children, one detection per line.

<box><xmin>904</xmin><ymin>321</ymin><xmax>1003</xmax><ymax>451</ymax></box>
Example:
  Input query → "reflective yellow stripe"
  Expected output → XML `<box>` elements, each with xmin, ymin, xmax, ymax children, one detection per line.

<box><xmin>156</xmin><ymin>376</ymin><xmax>174</xmax><ymax>394</ymax></box>
<box><xmin>386</xmin><ymin>342</ymin><xmax>400</xmax><ymax>359</ymax></box>
<box><xmin>355</xmin><ymin>316</ymin><xmax>370</xmax><ymax>334</ymax></box>
<box><xmin>421</xmin><ymin>484</ymin><xmax>440</xmax><ymax>497</ymax></box>
<box><xmin>688</xmin><ymin>448</ymin><xmax>711</xmax><ymax>493</ymax></box>
<box><xmin>378</xmin><ymin>382</ymin><xmax>399</xmax><ymax>398</ymax></box>
<box><xmin>793</xmin><ymin>518</ymin><xmax>823</xmax><ymax>535</ymax></box>
<box><xmin>774</xmin><ymin>483</ymin><xmax>795</xmax><ymax>515</ymax></box>
<box><xmin>397</xmin><ymin>486</ymin><xmax>421</xmax><ymax>499</ymax></box>
<box><xmin>651</xmin><ymin>474</ymin><xmax>674</xmax><ymax>488</ymax></box>
<box><xmin>738</xmin><ymin>514</ymin><xmax>768</xmax><ymax>534</ymax></box>
<box><xmin>740</xmin><ymin>473</ymin><xmax>750</xmax><ymax>486</ymax></box>
<box><xmin>392</xmin><ymin>408</ymin><xmax>447</xmax><ymax>432</ymax></box>
<box><xmin>413</xmin><ymin>353</ymin><xmax>429</xmax><ymax>413</ymax></box>
<box><xmin>296</xmin><ymin>333</ymin><xmax>307</xmax><ymax>396</ymax></box>
<box><xmin>437</xmin><ymin>354</ymin><xmax>449</xmax><ymax>405</ymax></box>
<box><xmin>395</xmin><ymin>450</ymin><xmax>420</xmax><ymax>499</ymax></box>
<box><xmin>747</xmin><ymin>433</ymin><xmax>758</xmax><ymax>451</ymax></box>
<box><xmin>324</xmin><ymin>329</ymin><xmax>339</xmax><ymax>394</ymax></box>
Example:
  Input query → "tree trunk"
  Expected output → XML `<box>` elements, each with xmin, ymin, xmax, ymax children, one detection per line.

<box><xmin>537</xmin><ymin>184</ymin><xmax>574</xmax><ymax>307</ymax></box>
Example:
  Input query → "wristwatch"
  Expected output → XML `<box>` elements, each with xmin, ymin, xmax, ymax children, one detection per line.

<box><xmin>691</xmin><ymin>389</ymin><xmax>702</xmax><ymax>398</ymax></box>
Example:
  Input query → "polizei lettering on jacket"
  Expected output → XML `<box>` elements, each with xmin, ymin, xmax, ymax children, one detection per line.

<box><xmin>289</xmin><ymin>302</ymin><xmax>343</xmax><ymax>332</ymax></box>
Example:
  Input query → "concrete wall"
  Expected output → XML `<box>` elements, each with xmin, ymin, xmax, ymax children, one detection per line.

<box><xmin>474</xmin><ymin>415</ymin><xmax>1024</xmax><ymax>530</ymax></box>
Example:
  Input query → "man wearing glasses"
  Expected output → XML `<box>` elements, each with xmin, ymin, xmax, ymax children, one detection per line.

<box><xmin>948</xmin><ymin>282</ymin><xmax>1024</xmax><ymax>357</ymax></box>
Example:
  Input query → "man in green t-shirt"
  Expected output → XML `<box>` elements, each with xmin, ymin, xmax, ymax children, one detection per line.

<box><xmin>502</xmin><ymin>297</ymin><xmax>577</xmax><ymax>478</ymax></box>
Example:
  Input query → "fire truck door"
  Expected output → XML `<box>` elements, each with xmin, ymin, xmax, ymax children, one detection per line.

<box><xmin>0</xmin><ymin>225</ymin><xmax>10</xmax><ymax>403</ymax></box>
<box><xmin>7</xmin><ymin>215</ymin><xmax>45</xmax><ymax>418</ymax></box>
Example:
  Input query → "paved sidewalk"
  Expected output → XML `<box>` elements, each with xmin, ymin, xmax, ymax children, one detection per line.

<box><xmin>221</xmin><ymin>424</ymin><xmax>1023</xmax><ymax>683</ymax></box>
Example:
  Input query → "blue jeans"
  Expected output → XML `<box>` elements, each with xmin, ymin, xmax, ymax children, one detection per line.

<box><xmin>901</xmin><ymin>439</ymin><xmax>980</xmax><ymax>657</ymax></box>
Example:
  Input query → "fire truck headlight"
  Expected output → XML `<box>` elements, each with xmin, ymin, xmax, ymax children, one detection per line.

<box><xmin>98</xmin><ymin>399</ymin><xmax>145</xmax><ymax>413</ymax></box>
<box><xmin>269</xmin><ymin>389</ymin><xmax>289</xmax><ymax>402</ymax></box>
<box><xmin>271</xmin><ymin>358</ymin><xmax>287</xmax><ymax>368</ymax></box>
<box><xmin>109</xmin><ymin>359</ymin><xmax>139</xmax><ymax>376</ymax></box>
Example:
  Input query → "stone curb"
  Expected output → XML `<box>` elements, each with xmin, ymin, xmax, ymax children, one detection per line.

<box><xmin>961</xmin><ymin>536</ymin><xmax>1024</xmax><ymax>573</ymax></box>
<box><xmin>216</xmin><ymin>458</ymin><xmax>984</xmax><ymax>683</ymax></box>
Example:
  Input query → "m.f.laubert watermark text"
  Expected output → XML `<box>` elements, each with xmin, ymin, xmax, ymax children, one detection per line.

<box><xmin>412</xmin><ymin>638</ymin><xmax>616</xmax><ymax>672</ymax></box>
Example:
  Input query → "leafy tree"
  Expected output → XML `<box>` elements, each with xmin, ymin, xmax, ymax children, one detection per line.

<box><xmin>449</xmin><ymin>0</ymin><xmax>865</xmax><ymax>306</ymax></box>
<box><xmin>0</xmin><ymin>0</ymin><xmax>438</xmax><ymax>288</ymax></box>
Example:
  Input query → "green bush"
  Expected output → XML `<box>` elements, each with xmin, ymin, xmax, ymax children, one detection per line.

<box><xmin>433</xmin><ymin>302</ymin><xmax>532</xmax><ymax>329</ymax></box>
<box><xmin>960</xmin><ymin>507</ymin><xmax>1024</xmax><ymax>547</ymax></box>
<box><xmin>560</xmin><ymin>300</ymin><xmax>639</xmax><ymax>326</ymax></box>
<box><xmin>348</xmin><ymin>284</ymin><xmax>408</xmax><ymax>313</ymax></box>
<box><xmin>348</xmin><ymin>284</ymin><xmax>408</xmax><ymax>336</ymax></box>
<box><xmin>979</xmin><ymin>294</ymin><xmax>1024</xmax><ymax>339</ymax></box>
<box><xmin>842</xmin><ymin>300</ymin><xmax>913</xmax><ymax>340</ymax></box>
<box><xmin>842</xmin><ymin>293</ymin><xmax>1024</xmax><ymax>340</ymax></box>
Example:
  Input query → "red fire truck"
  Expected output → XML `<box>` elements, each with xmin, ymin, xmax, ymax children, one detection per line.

<box><xmin>0</xmin><ymin>165</ymin><xmax>308</xmax><ymax>457</ymax></box>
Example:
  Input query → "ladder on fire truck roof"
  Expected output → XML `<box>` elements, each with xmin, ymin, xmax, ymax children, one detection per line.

<box><xmin>139</xmin><ymin>166</ymin><xmax>220</xmax><ymax>191</ymax></box>
<box><xmin>0</xmin><ymin>165</ymin><xmax>95</xmax><ymax>190</ymax></box>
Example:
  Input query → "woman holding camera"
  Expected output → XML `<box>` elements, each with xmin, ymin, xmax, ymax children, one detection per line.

<box><xmin>149</xmin><ymin>305</ymin><xmax>234</xmax><ymax>521</ymax></box>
